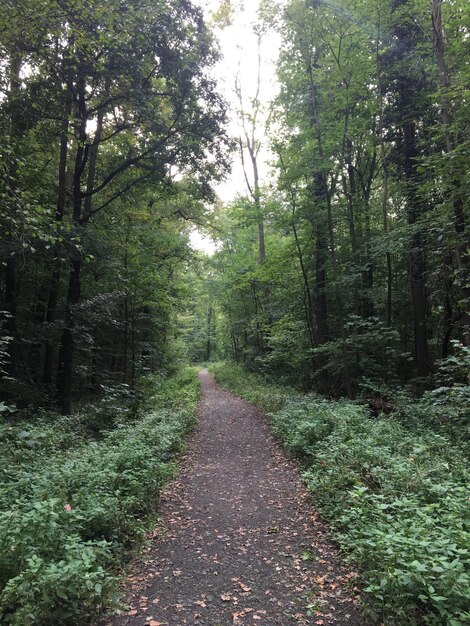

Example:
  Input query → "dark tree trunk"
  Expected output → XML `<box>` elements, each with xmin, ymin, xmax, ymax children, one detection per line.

<box><xmin>307</xmin><ymin>58</ymin><xmax>351</xmax><ymax>395</ymax></box>
<box><xmin>4</xmin><ymin>257</ymin><xmax>17</xmax><ymax>376</ymax></box>
<box><xmin>315</xmin><ymin>225</ymin><xmax>329</xmax><ymax>343</ymax></box>
<box><xmin>43</xmin><ymin>264</ymin><xmax>61</xmax><ymax>385</ymax></box>
<box><xmin>56</xmin><ymin>74</ymin><xmax>87</xmax><ymax>413</ymax></box>
<box><xmin>432</xmin><ymin>0</ymin><xmax>469</xmax><ymax>345</ymax></box>
<box><xmin>441</xmin><ymin>254</ymin><xmax>454</xmax><ymax>358</ymax></box>
<box><xmin>376</xmin><ymin>29</ymin><xmax>393</xmax><ymax>327</ymax></box>
<box><xmin>56</xmin><ymin>256</ymin><xmax>81</xmax><ymax>414</ymax></box>
<box><xmin>4</xmin><ymin>53</ymin><xmax>22</xmax><ymax>377</ymax></box>
<box><xmin>392</xmin><ymin>0</ymin><xmax>431</xmax><ymax>377</ymax></box>
<box><xmin>402</xmin><ymin>108</ymin><xmax>430</xmax><ymax>377</ymax></box>
<box><xmin>206</xmin><ymin>306</ymin><xmax>213</xmax><ymax>361</ymax></box>
<box><xmin>292</xmin><ymin>222</ymin><xmax>315</xmax><ymax>350</ymax></box>
<box><xmin>231</xmin><ymin>328</ymin><xmax>240</xmax><ymax>363</ymax></box>
<box><xmin>43</xmin><ymin>68</ymin><xmax>73</xmax><ymax>385</ymax></box>
<box><xmin>362</xmin><ymin>206</ymin><xmax>374</xmax><ymax>318</ymax></box>
<box><xmin>342</xmin><ymin>140</ymin><xmax>361</xmax><ymax>317</ymax></box>
<box><xmin>123</xmin><ymin>293</ymin><xmax>129</xmax><ymax>383</ymax></box>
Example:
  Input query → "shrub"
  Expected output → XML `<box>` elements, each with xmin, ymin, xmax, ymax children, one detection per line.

<box><xmin>0</xmin><ymin>368</ymin><xmax>199</xmax><ymax>625</ymax></box>
<box><xmin>212</xmin><ymin>363</ymin><xmax>470</xmax><ymax>625</ymax></box>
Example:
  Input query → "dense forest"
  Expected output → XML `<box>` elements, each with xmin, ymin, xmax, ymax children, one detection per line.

<box><xmin>0</xmin><ymin>0</ymin><xmax>469</xmax><ymax>625</ymax></box>
<box><xmin>188</xmin><ymin>0</ymin><xmax>470</xmax><ymax>397</ymax></box>
<box><xmin>1</xmin><ymin>0</ymin><xmax>469</xmax><ymax>410</ymax></box>
<box><xmin>0</xmin><ymin>0</ymin><xmax>231</xmax><ymax>414</ymax></box>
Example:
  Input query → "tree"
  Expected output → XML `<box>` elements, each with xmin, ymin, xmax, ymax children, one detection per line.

<box><xmin>206</xmin><ymin>0</ymin><xmax>469</xmax><ymax>394</ymax></box>
<box><xmin>0</xmin><ymin>0</ymin><xmax>230</xmax><ymax>412</ymax></box>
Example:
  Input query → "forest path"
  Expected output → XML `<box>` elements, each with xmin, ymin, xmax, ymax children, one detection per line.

<box><xmin>102</xmin><ymin>370</ymin><xmax>369</xmax><ymax>626</ymax></box>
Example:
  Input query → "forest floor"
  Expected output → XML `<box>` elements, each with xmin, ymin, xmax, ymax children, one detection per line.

<box><xmin>101</xmin><ymin>370</ymin><xmax>370</xmax><ymax>626</ymax></box>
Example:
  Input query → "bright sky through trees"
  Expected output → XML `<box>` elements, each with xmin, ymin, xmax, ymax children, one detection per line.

<box><xmin>190</xmin><ymin>0</ymin><xmax>281</xmax><ymax>252</ymax></box>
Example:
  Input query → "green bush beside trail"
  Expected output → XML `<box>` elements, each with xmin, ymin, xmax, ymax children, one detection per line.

<box><xmin>0</xmin><ymin>368</ymin><xmax>200</xmax><ymax>625</ymax></box>
<box><xmin>210</xmin><ymin>362</ymin><xmax>470</xmax><ymax>626</ymax></box>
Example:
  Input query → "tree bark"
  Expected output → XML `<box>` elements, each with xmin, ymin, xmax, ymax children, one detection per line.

<box><xmin>392</xmin><ymin>0</ymin><xmax>430</xmax><ymax>377</ymax></box>
<box><xmin>307</xmin><ymin>56</ymin><xmax>351</xmax><ymax>395</ymax></box>
<box><xmin>432</xmin><ymin>0</ymin><xmax>469</xmax><ymax>346</ymax></box>
<box><xmin>4</xmin><ymin>53</ymin><xmax>22</xmax><ymax>377</ymax></box>
<box><xmin>43</xmin><ymin>68</ymin><xmax>73</xmax><ymax>385</ymax></box>
<box><xmin>56</xmin><ymin>74</ymin><xmax>87</xmax><ymax>413</ymax></box>
<box><xmin>4</xmin><ymin>258</ymin><xmax>17</xmax><ymax>376</ymax></box>
<box><xmin>206</xmin><ymin>306</ymin><xmax>213</xmax><ymax>361</ymax></box>
<box><xmin>376</xmin><ymin>24</ymin><xmax>393</xmax><ymax>326</ymax></box>
<box><xmin>401</xmin><ymin>98</ymin><xmax>430</xmax><ymax>377</ymax></box>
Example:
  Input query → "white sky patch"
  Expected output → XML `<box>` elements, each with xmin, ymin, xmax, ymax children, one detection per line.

<box><xmin>190</xmin><ymin>1</ymin><xmax>282</xmax><ymax>253</ymax></box>
<box><xmin>189</xmin><ymin>228</ymin><xmax>217</xmax><ymax>254</ymax></box>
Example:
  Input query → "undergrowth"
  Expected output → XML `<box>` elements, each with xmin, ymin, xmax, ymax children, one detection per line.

<box><xmin>0</xmin><ymin>367</ymin><xmax>200</xmax><ymax>625</ymax></box>
<box><xmin>210</xmin><ymin>362</ymin><xmax>470</xmax><ymax>626</ymax></box>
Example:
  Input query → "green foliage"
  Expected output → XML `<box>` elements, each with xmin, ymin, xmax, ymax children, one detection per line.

<box><xmin>0</xmin><ymin>0</ymin><xmax>230</xmax><ymax>412</ymax></box>
<box><xmin>0</xmin><ymin>368</ymin><xmax>199</xmax><ymax>625</ymax></box>
<box><xmin>206</xmin><ymin>0</ymin><xmax>470</xmax><ymax>394</ymax></box>
<box><xmin>212</xmin><ymin>363</ymin><xmax>470</xmax><ymax>625</ymax></box>
<box><xmin>209</xmin><ymin>362</ymin><xmax>295</xmax><ymax>414</ymax></box>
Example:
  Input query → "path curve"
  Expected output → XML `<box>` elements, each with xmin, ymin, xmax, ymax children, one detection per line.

<box><xmin>102</xmin><ymin>370</ymin><xmax>369</xmax><ymax>625</ymax></box>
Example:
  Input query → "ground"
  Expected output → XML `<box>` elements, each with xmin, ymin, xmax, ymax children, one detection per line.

<box><xmin>101</xmin><ymin>370</ymin><xmax>371</xmax><ymax>626</ymax></box>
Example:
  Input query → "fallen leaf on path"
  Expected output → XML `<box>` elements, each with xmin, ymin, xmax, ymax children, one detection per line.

<box><xmin>232</xmin><ymin>607</ymin><xmax>254</xmax><ymax>623</ymax></box>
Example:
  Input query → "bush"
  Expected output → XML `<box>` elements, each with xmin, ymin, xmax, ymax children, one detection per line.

<box><xmin>212</xmin><ymin>363</ymin><xmax>470</xmax><ymax>626</ymax></box>
<box><xmin>209</xmin><ymin>362</ymin><xmax>294</xmax><ymax>413</ymax></box>
<box><xmin>0</xmin><ymin>368</ymin><xmax>200</xmax><ymax>625</ymax></box>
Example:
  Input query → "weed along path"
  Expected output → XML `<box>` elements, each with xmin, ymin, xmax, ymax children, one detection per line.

<box><xmin>103</xmin><ymin>370</ymin><xmax>369</xmax><ymax>626</ymax></box>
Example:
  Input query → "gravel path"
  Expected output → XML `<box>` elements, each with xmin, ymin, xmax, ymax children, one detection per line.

<box><xmin>102</xmin><ymin>369</ymin><xmax>370</xmax><ymax>626</ymax></box>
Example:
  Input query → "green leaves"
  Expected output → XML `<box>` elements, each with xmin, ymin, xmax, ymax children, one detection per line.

<box><xmin>0</xmin><ymin>369</ymin><xmax>199</xmax><ymax>625</ymax></box>
<box><xmin>213</xmin><ymin>364</ymin><xmax>470</xmax><ymax>625</ymax></box>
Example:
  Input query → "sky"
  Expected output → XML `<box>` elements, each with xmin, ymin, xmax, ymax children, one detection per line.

<box><xmin>189</xmin><ymin>0</ymin><xmax>282</xmax><ymax>253</ymax></box>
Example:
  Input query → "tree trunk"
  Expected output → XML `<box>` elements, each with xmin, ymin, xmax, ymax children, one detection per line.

<box><xmin>432</xmin><ymin>0</ymin><xmax>469</xmax><ymax>345</ymax></box>
<box><xmin>392</xmin><ymin>0</ymin><xmax>431</xmax><ymax>377</ymax></box>
<box><xmin>43</xmin><ymin>68</ymin><xmax>73</xmax><ymax>385</ymax></box>
<box><xmin>307</xmin><ymin>57</ymin><xmax>351</xmax><ymax>395</ymax></box>
<box><xmin>4</xmin><ymin>53</ymin><xmax>22</xmax><ymax>377</ymax></box>
<box><xmin>123</xmin><ymin>293</ymin><xmax>129</xmax><ymax>383</ymax></box>
<box><xmin>326</xmin><ymin>192</ymin><xmax>352</xmax><ymax>397</ymax></box>
<box><xmin>4</xmin><ymin>258</ymin><xmax>17</xmax><ymax>376</ymax></box>
<box><xmin>292</xmin><ymin>221</ymin><xmax>315</xmax><ymax>349</ymax></box>
<box><xmin>315</xmin><ymin>224</ymin><xmax>329</xmax><ymax>343</ymax></box>
<box><xmin>56</xmin><ymin>256</ymin><xmax>81</xmax><ymax>413</ymax></box>
<box><xmin>56</xmin><ymin>74</ymin><xmax>87</xmax><ymax>413</ymax></box>
<box><xmin>342</xmin><ymin>170</ymin><xmax>360</xmax><ymax>317</ymax></box>
<box><xmin>441</xmin><ymin>254</ymin><xmax>454</xmax><ymax>358</ymax></box>
<box><xmin>376</xmin><ymin>25</ymin><xmax>393</xmax><ymax>326</ymax></box>
<box><xmin>206</xmin><ymin>306</ymin><xmax>213</xmax><ymax>361</ymax></box>
<box><xmin>402</xmin><ymin>108</ymin><xmax>430</xmax><ymax>377</ymax></box>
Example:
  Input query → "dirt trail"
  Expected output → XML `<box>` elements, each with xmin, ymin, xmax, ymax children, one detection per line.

<box><xmin>102</xmin><ymin>370</ymin><xmax>370</xmax><ymax>626</ymax></box>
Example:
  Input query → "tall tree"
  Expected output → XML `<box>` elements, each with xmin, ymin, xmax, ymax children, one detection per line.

<box><xmin>0</xmin><ymin>0</ymin><xmax>230</xmax><ymax>412</ymax></box>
